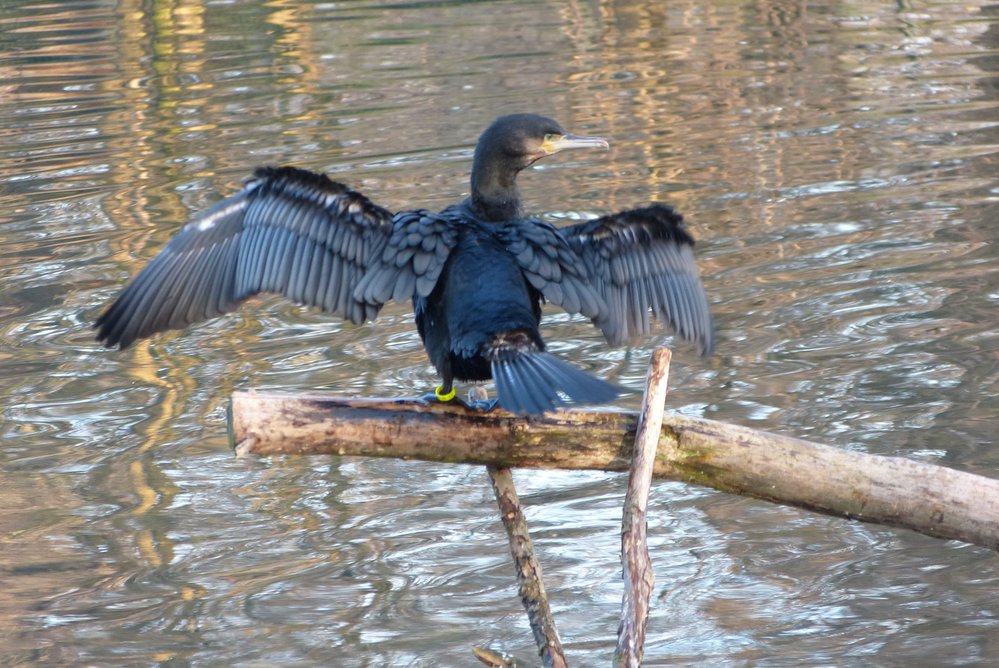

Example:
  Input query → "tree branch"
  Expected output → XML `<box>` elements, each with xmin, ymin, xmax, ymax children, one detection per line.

<box><xmin>230</xmin><ymin>391</ymin><xmax>999</xmax><ymax>551</ymax></box>
<box><xmin>487</xmin><ymin>466</ymin><xmax>567</xmax><ymax>668</ymax></box>
<box><xmin>616</xmin><ymin>348</ymin><xmax>671</xmax><ymax>667</ymax></box>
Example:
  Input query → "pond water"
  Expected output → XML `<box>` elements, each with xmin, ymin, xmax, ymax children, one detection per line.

<box><xmin>2</xmin><ymin>0</ymin><xmax>999</xmax><ymax>664</ymax></box>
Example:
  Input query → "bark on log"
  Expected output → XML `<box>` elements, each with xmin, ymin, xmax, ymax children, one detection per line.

<box><xmin>229</xmin><ymin>391</ymin><xmax>999</xmax><ymax>552</ymax></box>
<box><xmin>616</xmin><ymin>348</ymin><xmax>671</xmax><ymax>667</ymax></box>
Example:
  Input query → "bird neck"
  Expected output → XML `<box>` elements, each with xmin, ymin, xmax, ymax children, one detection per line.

<box><xmin>469</xmin><ymin>153</ymin><xmax>525</xmax><ymax>222</ymax></box>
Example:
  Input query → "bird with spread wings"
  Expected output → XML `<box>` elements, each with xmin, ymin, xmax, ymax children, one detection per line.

<box><xmin>96</xmin><ymin>114</ymin><xmax>713</xmax><ymax>415</ymax></box>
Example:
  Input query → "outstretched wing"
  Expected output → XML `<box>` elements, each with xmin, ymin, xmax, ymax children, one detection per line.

<box><xmin>496</xmin><ymin>219</ymin><xmax>608</xmax><ymax>324</ymax></box>
<box><xmin>563</xmin><ymin>204</ymin><xmax>714</xmax><ymax>354</ymax></box>
<box><xmin>353</xmin><ymin>209</ymin><xmax>460</xmax><ymax>304</ymax></box>
<box><xmin>95</xmin><ymin>166</ymin><xmax>395</xmax><ymax>349</ymax></box>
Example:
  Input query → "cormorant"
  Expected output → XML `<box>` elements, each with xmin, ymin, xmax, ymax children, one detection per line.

<box><xmin>95</xmin><ymin>113</ymin><xmax>713</xmax><ymax>414</ymax></box>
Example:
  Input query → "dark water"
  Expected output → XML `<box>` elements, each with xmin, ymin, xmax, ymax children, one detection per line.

<box><xmin>2</xmin><ymin>0</ymin><xmax>999</xmax><ymax>664</ymax></box>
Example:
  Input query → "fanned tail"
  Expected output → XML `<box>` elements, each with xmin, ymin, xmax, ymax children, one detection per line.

<box><xmin>490</xmin><ymin>347</ymin><xmax>619</xmax><ymax>415</ymax></box>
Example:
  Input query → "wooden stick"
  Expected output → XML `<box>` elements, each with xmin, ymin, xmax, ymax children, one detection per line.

<box><xmin>487</xmin><ymin>466</ymin><xmax>567</xmax><ymax>668</ymax></box>
<box><xmin>471</xmin><ymin>646</ymin><xmax>513</xmax><ymax>667</ymax></box>
<box><xmin>230</xmin><ymin>392</ymin><xmax>999</xmax><ymax>552</ymax></box>
<box><xmin>616</xmin><ymin>348</ymin><xmax>671</xmax><ymax>667</ymax></box>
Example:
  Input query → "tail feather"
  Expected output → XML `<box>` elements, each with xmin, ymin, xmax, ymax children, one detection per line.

<box><xmin>491</xmin><ymin>350</ymin><xmax>619</xmax><ymax>415</ymax></box>
<box><xmin>517</xmin><ymin>354</ymin><xmax>564</xmax><ymax>413</ymax></box>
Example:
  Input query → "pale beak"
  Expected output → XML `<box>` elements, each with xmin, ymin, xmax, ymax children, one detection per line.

<box><xmin>541</xmin><ymin>133</ymin><xmax>609</xmax><ymax>155</ymax></box>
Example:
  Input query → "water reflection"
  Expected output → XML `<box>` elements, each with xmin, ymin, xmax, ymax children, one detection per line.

<box><xmin>2</xmin><ymin>0</ymin><xmax>999</xmax><ymax>664</ymax></box>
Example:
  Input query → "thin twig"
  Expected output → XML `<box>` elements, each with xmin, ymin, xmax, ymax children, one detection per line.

<box><xmin>487</xmin><ymin>465</ymin><xmax>568</xmax><ymax>668</ymax></box>
<box><xmin>616</xmin><ymin>347</ymin><xmax>672</xmax><ymax>667</ymax></box>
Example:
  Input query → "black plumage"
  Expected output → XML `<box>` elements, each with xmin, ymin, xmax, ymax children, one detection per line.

<box><xmin>95</xmin><ymin>113</ymin><xmax>714</xmax><ymax>415</ymax></box>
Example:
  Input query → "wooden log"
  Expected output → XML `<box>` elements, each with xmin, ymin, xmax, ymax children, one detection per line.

<box><xmin>230</xmin><ymin>391</ymin><xmax>999</xmax><ymax>552</ymax></box>
<box><xmin>616</xmin><ymin>348</ymin><xmax>670</xmax><ymax>667</ymax></box>
<box><xmin>487</xmin><ymin>466</ymin><xmax>567</xmax><ymax>668</ymax></box>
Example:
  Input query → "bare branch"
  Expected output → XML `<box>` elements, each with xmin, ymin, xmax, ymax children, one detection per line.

<box><xmin>616</xmin><ymin>348</ymin><xmax>671</xmax><ymax>666</ymax></box>
<box><xmin>230</xmin><ymin>391</ymin><xmax>999</xmax><ymax>551</ymax></box>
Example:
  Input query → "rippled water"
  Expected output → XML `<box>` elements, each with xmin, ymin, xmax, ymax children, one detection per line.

<box><xmin>2</xmin><ymin>0</ymin><xmax>999</xmax><ymax>664</ymax></box>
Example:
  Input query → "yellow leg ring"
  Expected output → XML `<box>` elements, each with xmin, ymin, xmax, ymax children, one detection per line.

<box><xmin>435</xmin><ymin>385</ymin><xmax>456</xmax><ymax>402</ymax></box>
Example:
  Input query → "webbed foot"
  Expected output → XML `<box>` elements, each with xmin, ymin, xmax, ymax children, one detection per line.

<box><xmin>418</xmin><ymin>385</ymin><xmax>499</xmax><ymax>412</ymax></box>
<box><xmin>462</xmin><ymin>397</ymin><xmax>499</xmax><ymax>412</ymax></box>
<box><xmin>464</xmin><ymin>387</ymin><xmax>499</xmax><ymax>412</ymax></box>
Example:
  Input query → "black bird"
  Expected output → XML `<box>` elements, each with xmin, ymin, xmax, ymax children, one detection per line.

<box><xmin>95</xmin><ymin>113</ymin><xmax>713</xmax><ymax>414</ymax></box>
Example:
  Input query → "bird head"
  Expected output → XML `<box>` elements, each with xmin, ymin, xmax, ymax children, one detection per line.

<box><xmin>476</xmin><ymin>113</ymin><xmax>609</xmax><ymax>172</ymax></box>
<box><xmin>468</xmin><ymin>113</ymin><xmax>608</xmax><ymax>221</ymax></box>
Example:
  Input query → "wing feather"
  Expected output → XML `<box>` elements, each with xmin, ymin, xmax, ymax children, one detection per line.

<box><xmin>564</xmin><ymin>204</ymin><xmax>714</xmax><ymax>354</ymax></box>
<box><xmin>353</xmin><ymin>210</ymin><xmax>459</xmax><ymax>304</ymax></box>
<box><xmin>95</xmin><ymin>166</ymin><xmax>396</xmax><ymax>349</ymax></box>
<box><xmin>495</xmin><ymin>220</ymin><xmax>608</xmax><ymax>327</ymax></box>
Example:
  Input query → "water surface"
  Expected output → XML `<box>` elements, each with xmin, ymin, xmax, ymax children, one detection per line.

<box><xmin>2</xmin><ymin>0</ymin><xmax>999</xmax><ymax>664</ymax></box>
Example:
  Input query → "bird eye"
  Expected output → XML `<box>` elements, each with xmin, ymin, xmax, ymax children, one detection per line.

<box><xmin>543</xmin><ymin>133</ymin><xmax>557</xmax><ymax>143</ymax></box>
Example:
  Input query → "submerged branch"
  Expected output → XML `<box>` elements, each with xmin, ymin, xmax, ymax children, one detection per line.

<box><xmin>487</xmin><ymin>466</ymin><xmax>566</xmax><ymax>668</ymax></box>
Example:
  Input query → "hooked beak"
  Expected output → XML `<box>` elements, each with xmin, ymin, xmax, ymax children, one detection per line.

<box><xmin>539</xmin><ymin>132</ymin><xmax>609</xmax><ymax>156</ymax></box>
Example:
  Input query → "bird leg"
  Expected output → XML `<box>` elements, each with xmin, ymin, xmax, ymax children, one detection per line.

<box><xmin>417</xmin><ymin>383</ymin><xmax>456</xmax><ymax>406</ymax></box>
<box><xmin>435</xmin><ymin>383</ymin><xmax>457</xmax><ymax>403</ymax></box>
<box><xmin>418</xmin><ymin>383</ymin><xmax>498</xmax><ymax>412</ymax></box>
